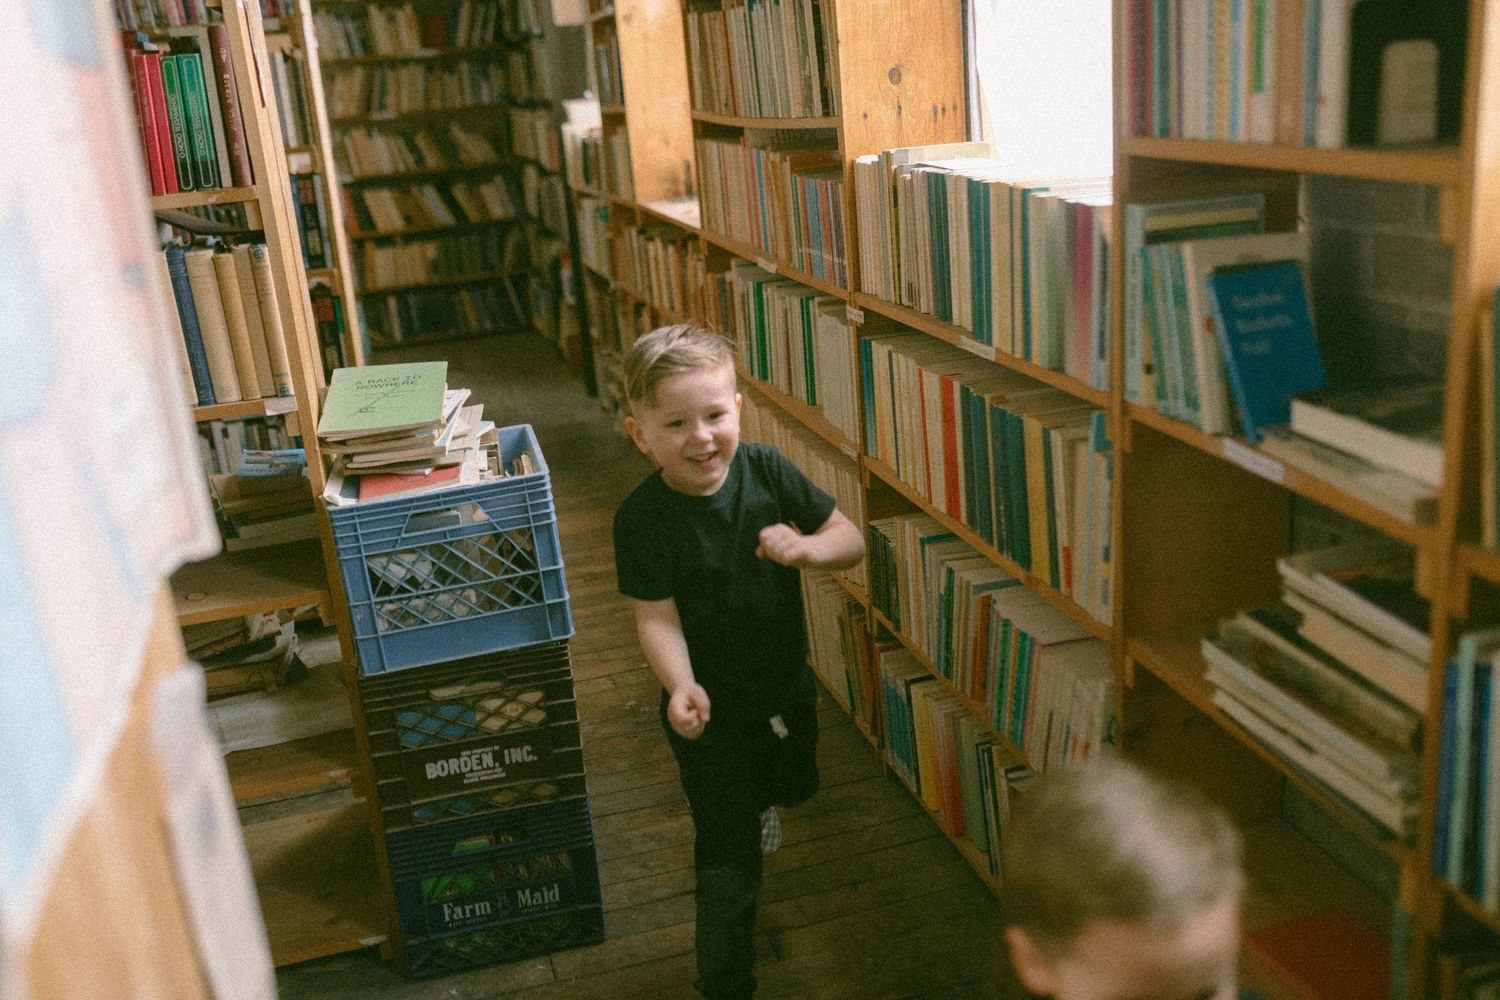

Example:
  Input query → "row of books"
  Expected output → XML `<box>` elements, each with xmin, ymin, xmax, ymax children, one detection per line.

<box><xmin>123</xmin><ymin>28</ymin><xmax>253</xmax><ymax>196</ymax></box>
<box><xmin>343</xmin><ymin>175</ymin><xmax>522</xmax><ymax>235</ymax></box>
<box><xmin>1201</xmin><ymin>539</ymin><xmax>1430</xmax><ymax>837</ymax></box>
<box><xmin>268</xmin><ymin>48</ymin><xmax>315</xmax><ymax>152</ymax></box>
<box><xmin>1124</xmin><ymin>0</ymin><xmax>1462</xmax><ymax>148</ymax></box>
<box><xmin>801</xmin><ymin>570</ymin><xmax>877</xmax><ymax>729</ymax></box>
<box><xmin>561</xmin><ymin>123</ymin><xmax>607</xmax><ymax>192</ymax></box>
<box><xmin>117</xmin><ymin>0</ymin><xmax>288</xmax><ymax>31</ymax></box>
<box><xmin>1434</xmin><ymin>626</ymin><xmax>1500</xmax><ymax>913</ymax></box>
<box><xmin>523</xmin><ymin>165</ymin><xmax>569</xmax><ymax>236</ymax></box>
<box><xmin>711</xmin><ymin>260</ymin><xmax>860</xmax><ymax>446</ymax></box>
<box><xmin>740</xmin><ymin>390</ymin><xmax>868</xmax><ymax>592</ymax></box>
<box><xmin>211</xmin><ymin>467</ymin><xmax>318</xmax><ymax>551</ymax></box>
<box><xmin>879</xmin><ymin>645</ymin><xmax>1040</xmax><ymax>876</ymax></box>
<box><xmin>860</xmin><ymin>333</ymin><xmax>1115</xmax><ymax>619</ymax></box>
<box><xmin>592</xmin><ymin>28</ymin><xmax>624</xmax><ymax>105</ymax></box>
<box><xmin>503</xmin><ymin>41</ymin><xmax>554</xmax><ymax>104</ymax></box>
<box><xmin>364</xmin><ymin>274</ymin><xmax>529</xmax><ymax>343</ymax></box>
<box><xmin>356</xmin><ymin>224</ymin><xmax>526</xmax><ymax>291</ymax></box>
<box><xmin>868</xmin><ymin>512</ymin><xmax>1114</xmax><ymax>763</ymax></box>
<box><xmin>602</xmin><ymin>129</ymin><xmax>634</xmax><ymax>200</ymax></box>
<box><xmin>290</xmin><ymin>172</ymin><xmax>332</xmax><ymax>270</ymax></box>
<box><xmin>325</xmin><ymin>61</ymin><xmax>509</xmax><ymax>120</ymax></box>
<box><xmin>333</xmin><ymin>122</ymin><xmax>511</xmax><ymax>179</ymax></box>
<box><xmin>852</xmin><ymin>142</ymin><xmax>1111</xmax><ymax>384</ymax></box>
<box><xmin>509</xmin><ymin>106</ymin><xmax>562</xmax><ymax>171</ymax></box>
<box><xmin>695</xmin><ymin>136</ymin><xmax>848</xmax><ymax>288</ymax></box>
<box><xmin>575</xmin><ymin>195</ymin><xmax>610</xmax><ymax>277</ymax></box>
<box><xmin>1126</xmin><ymin>191</ymin><xmax>1444</xmax><ymax>523</ymax></box>
<box><xmin>684</xmin><ymin>0</ymin><xmax>838</xmax><ymax>120</ymax></box>
<box><xmin>615</xmin><ymin>222</ymin><xmax>706</xmax><ymax>323</ymax></box>
<box><xmin>309</xmin><ymin>280</ymin><xmax>352</xmax><ymax>379</ymax></box>
<box><xmin>162</xmin><ymin>243</ymin><xmax>294</xmax><ymax>407</ymax></box>
<box><xmin>311</xmin><ymin>1</ymin><xmax>514</xmax><ymax>59</ymax></box>
<box><xmin>197</xmin><ymin>418</ymin><xmax>297</xmax><ymax>479</ymax></box>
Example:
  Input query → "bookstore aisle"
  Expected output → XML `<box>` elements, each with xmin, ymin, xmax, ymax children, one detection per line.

<box><xmin>277</xmin><ymin>334</ymin><xmax>1007</xmax><ymax>999</ymax></box>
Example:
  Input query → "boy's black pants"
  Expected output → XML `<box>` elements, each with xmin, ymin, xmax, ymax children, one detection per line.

<box><xmin>663</xmin><ymin>668</ymin><xmax>820</xmax><ymax>1000</ymax></box>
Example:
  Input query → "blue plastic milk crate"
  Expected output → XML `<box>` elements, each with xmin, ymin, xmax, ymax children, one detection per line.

<box><xmin>387</xmin><ymin>797</ymin><xmax>605</xmax><ymax>977</ymax></box>
<box><xmin>329</xmin><ymin>424</ymin><xmax>573</xmax><ymax>676</ymax></box>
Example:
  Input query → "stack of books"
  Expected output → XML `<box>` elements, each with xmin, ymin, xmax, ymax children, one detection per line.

<box><xmin>211</xmin><ymin>470</ymin><xmax>317</xmax><ymax>550</ymax></box>
<box><xmin>1200</xmin><ymin>539</ymin><xmax>1430</xmax><ymax>836</ymax></box>
<box><xmin>182</xmin><ymin>611</ymin><xmax>304</xmax><ymax>699</ymax></box>
<box><xmin>318</xmin><ymin>361</ymin><xmax>511</xmax><ymax>505</ymax></box>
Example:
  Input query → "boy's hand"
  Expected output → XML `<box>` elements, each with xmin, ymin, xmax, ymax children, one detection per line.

<box><xmin>667</xmin><ymin>682</ymin><xmax>712</xmax><ymax>740</ymax></box>
<box><xmin>756</xmin><ymin>523</ymin><xmax>809</xmax><ymax>567</ymax></box>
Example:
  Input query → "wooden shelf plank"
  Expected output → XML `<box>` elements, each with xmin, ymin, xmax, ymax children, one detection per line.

<box><xmin>192</xmin><ymin>395</ymin><xmax>299</xmax><ymax>422</ymax></box>
<box><xmin>150</xmin><ymin>186</ymin><xmax>259</xmax><ymax>210</ymax></box>
<box><xmin>368</xmin><ymin>325</ymin><xmax>528</xmax><ymax>350</ymax></box>
<box><xmin>691</xmin><ymin>110</ymin><xmax>841</xmax><ymax>130</ymax></box>
<box><xmin>853</xmin><ymin>292</ymin><xmax>1110</xmax><ymax>407</ymax></box>
<box><xmin>330</xmin><ymin>101</ymin><xmax>509</xmax><ymax>126</ymax></box>
<box><xmin>737</xmin><ymin>369</ymin><xmax>861</xmax><ymax>459</ymax></box>
<box><xmin>864</xmin><ymin>455</ymin><xmax>1110</xmax><ymax>641</ymax></box>
<box><xmin>698</xmin><ymin>227</ymin><xmax>850</xmax><ymax>299</ymax></box>
<box><xmin>636</xmin><ymin>196</ymin><xmax>702</xmax><ymax>232</ymax></box>
<box><xmin>1459</xmin><ymin>542</ymin><xmax>1500</xmax><ymax>586</ymax></box>
<box><xmin>1443</xmin><ymin>880</ymin><xmax>1500</xmax><ymax>937</ymax></box>
<box><xmin>1123</xmin><ymin>136</ymin><xmax>1463</xmax><ymax>186</ymax></box>
<box><xmin>1127</xmin><ymin>404</ymin><xmax>1439</xmax><ymax>551</ymax></box>
<box><xmin>320</xmin><ymin>44</ymin><xmax>516</xmax><ymax>65</ymax></box>
<box><xmin>172</xmin><ymin>541</ymin><xmax>330</xmax><ymax>626</ymax></box>
<box><xmin>242</xmin><ymin>798</ymin><xmax>387</xmax><ymax>967</ymax></box>
<box><xmin>599</xmin><ymin>103</ymin><xmax>626</xmax><ymax>116</ymax></box>
<box><xmin>1127</xmin><ymin>634</ymin><xmax>1412</xmax><ymax>863</ymax></box>
<box><xmin>225</xmin><ymin>728</ymin><xmax>358</xmax><ymax>806</ymax></box>
<box><xmin>348</xmin><ymin>217</ymin><xmax>522</xmax><ymax>241</ymax></box>
<box><xmin>359</xmin><ymin>269</ymin><xmax>527</xmax><ymax>296</ymax></box>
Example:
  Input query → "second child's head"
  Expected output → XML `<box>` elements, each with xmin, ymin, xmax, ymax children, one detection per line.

<box><xmin>623</xmin><ymin>324</ymin><xmax>741</xmax><ymax>496</ymax></box>
<box><xmin>1002</xmin><ymin>759</ymin><xmax>1245</xmax><ymax>1000</ymax></box>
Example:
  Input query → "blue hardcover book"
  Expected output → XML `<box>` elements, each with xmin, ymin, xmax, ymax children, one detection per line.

<box><xmin>1205</xmin><ymin>259</ymin><xmax>1326</xmax><ymax>443</ymax></box>
<box><xmin>163</xmin><ymin>244</ymin><xmax>215</xmax><ymax>405</ymax></box>
<box><xmin>1468</xmin><ymin>660</ymin><xmax>1493</xmax><ymax>895</ymax></box>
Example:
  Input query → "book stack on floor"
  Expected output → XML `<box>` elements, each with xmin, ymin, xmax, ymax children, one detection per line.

<box><xmin>1200</xmin><ymin>539</ymin><xmax>1431</xmax><ymax>838</ymax></box>
<box><xmin>316</xmin><ymin>361</ymin><xmax>599</xmax><ymax>978</ymax></box>
<box><xmin>182</xmin><ymin>611</ymin><xmax>306</xmax><ymax>699</ymax></box>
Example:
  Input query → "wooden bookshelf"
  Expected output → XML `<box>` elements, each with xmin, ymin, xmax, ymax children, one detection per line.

<box><xmin>738</xmin><ymin>369</ymin><xmax>859</xmax><ymax>459</ymax></box>
<box><xmin>171</xmin><ymin>542</ymin><xmax>330</xmax><ymax>626</ymax></box>
<box><xmin>360</xmin><ymin>269</ymin><xmax>528</xmax><ymax>296</ymax></box>
<box><xmin>589</xmin><ymin>0</ymin><xmax>1500</xmax><ymax>988</ymax></box>
<box><xmin>151</xmin><ymin>186</ymin><xmax>260</xmax><ymax>209</ymax></box>
<box><xmin>226</xmin><ymin>728</ymin><xmax>359</xmax><ymax>806</ymax></box>
<box><xmin>340</xmin><ymin>160</ymin><xmax>519</xmax><ymax>185</ymax></box>
<box><xmin>191</xmin><ymin>395</ymin><xmax>299</xmax><ymax>422</ymax></box>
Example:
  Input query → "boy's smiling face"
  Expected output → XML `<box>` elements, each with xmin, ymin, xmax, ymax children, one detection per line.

<box><xmin>626</xmin><ymin>364</ymin><xmax>742</xmax><ymax>496</ymax></box>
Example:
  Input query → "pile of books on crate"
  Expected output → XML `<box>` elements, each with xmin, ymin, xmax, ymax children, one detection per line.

<box><xmin>318</xmin><ymin>362</ymin><xmax>597</xmax><ymax>977</ymax></box>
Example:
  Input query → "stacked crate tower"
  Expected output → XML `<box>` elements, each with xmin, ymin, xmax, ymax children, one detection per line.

<box><xmin>328</xmin><ymin>424</ymin><xmax>602</xmax><ymax>977</ymax></box>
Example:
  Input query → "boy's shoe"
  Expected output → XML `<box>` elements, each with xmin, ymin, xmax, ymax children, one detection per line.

<box><xmin>759</xmin><ymin>807</ymin><xmax>781</xmax><ymax>855</ymax></box>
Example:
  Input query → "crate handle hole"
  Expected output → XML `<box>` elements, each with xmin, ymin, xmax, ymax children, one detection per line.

<box><xmin>402</xmin><ymin>503</ymin><xmax>484</xmax><ymax>537</ymax></box>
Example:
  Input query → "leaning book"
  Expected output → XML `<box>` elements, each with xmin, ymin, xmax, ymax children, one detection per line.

<box><xmin>1289</xmin><ymin>381</ymin><xmax>1445</xmax><ymax>487</ymax></box>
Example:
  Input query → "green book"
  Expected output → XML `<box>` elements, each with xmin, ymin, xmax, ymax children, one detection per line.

<box><xmin>158</xmin><ymin>54</ymin><xmax>196</xmax><ymax>192</ymax></box>
<box><xmin>317</xmin><ymin>361</ymin><xmax>448</xmax><ymax>440</ymax></box>
<box><xmin>174</xmin><ymin>52</ymin><xmax>219</xmax><ymax>190</ymax></box>
<box><xmin>175</xmin><ymin>52</ymin><xmax>219</xmax><ymax>190</ymax></box>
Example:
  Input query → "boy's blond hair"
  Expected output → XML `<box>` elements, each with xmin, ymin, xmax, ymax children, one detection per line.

<box><xmin>1001</xmin><ymin>758</ymin><xmax>1244</xmax><ymax>955</ymax></box>
<box><xmin>623</xmin><ymin>324</ymin><xmax>735</xmax><ymax>411</ymax></box>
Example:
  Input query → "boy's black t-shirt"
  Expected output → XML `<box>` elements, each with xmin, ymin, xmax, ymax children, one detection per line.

<box><xmin>613</xmin><ymin>443</ymin><xmax>836</xmax><ymax>723</ymax></box>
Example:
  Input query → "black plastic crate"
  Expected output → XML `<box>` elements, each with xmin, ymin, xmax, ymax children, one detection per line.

<box><xmin>399</xmin><ymin>904</ymin><xmax>605</xmax><ymax>978</ymax></box>
<box><xmin>388</xmin><ymin>798</ymin><xmax>604</xmax><ymax>977</ymax></box>
<box><xmin>360</xmin><ymin>642</ymin><xmax>587</xmax><ymax>831</ymax></box>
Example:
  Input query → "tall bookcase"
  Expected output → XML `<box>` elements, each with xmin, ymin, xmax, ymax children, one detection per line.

<box><xmin>310</xmin><ymin>0</ymin><xmax>548</xmax><ymax>349</ymax></box>
<box><xmin>265</xmin><ymin>0</ymin><xmax>367</xmax><ymax>375</ymax></box>
<box><xmin>585</xmin><ymin>0</ymin><xmax>1500</xmax><ymax>995</ymax></box>
<box><xmin>134</xmin><ymin>0</ymin><xmax>395</xmax><ymax>967</ymax></box>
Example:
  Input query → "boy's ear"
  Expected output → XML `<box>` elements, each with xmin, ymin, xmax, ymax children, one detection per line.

<box><xmin>624</xmin><ymin>414</ymin><xmax>650</xmax><ymax>457</ymax></box>
<box><xmin>1005</xmin><ymin>926</ymin><xmax>1059</xmax><ymax>996</ymax></box>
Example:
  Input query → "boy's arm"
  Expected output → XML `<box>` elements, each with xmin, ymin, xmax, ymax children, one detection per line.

<box><xmin>630</xmin><ymin>596</ymin><xmax>711</xmax><ymax>738</ymax></box>
<box><xmin>756</xmin><ymin>507</ymin><xmax>866</xmax><ymax>571</ymax></box>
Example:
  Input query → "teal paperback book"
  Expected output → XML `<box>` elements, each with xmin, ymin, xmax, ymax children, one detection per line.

<box><xmin>1206</xmin><ymin>260</ymin><xmax>1327</xmax><ymax>443</ymax></box>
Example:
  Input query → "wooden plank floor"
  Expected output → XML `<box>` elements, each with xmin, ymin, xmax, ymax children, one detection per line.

<box><xmin>276</xmin><ymin>335</ymin><xmax>1006</xmax><ymax>999</ymax></box>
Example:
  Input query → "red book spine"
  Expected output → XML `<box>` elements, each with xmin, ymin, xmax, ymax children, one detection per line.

<box><xmin>126</xmin><ymin>48</ymin><xmax>167</xmax><ymax>195</ymax></box>
<box><xmin>142</xmin><ymin>51</ymin><xmax>180</xmax><ymax>195</ymax></box>
<box><xmin>207</xmin><ymin>24</ymin><xmax>254</xmax><ymax>187</ymax></box>
<box><xmin>940</xmin><ymin>375</ymin><xmax>960</xmax><ymax>519</ymax></box>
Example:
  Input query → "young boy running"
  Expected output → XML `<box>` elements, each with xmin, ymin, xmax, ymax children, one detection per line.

<box><xmin>612</xmin><ymin>324</ymin><xmax>865</xmax><ymax>1000</ymax></box>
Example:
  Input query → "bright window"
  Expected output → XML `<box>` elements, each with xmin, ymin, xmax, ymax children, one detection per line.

<box><xmin>969</xmin><ymin>0</ymin><xmax>1114</xmax><ymax>178</ymax></box>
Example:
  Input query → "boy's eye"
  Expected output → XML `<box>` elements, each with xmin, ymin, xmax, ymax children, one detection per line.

<box><xmin>666</xmin><ymin>419</ymin><xmax>684</xmax><ymax>429</ymax></box>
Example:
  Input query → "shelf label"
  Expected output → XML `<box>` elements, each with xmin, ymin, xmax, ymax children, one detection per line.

<box><xmin>1221</xmin><ymin>438</ymin><xmax>1285</xmax><ymax>485</ymax></box>
<box><xmin>755</xmin><ymin>256</ymin><xmax>778</xmax><ymax>274</ymax></box>
<box><xmin>846</xmin><ymin>306</ymin><xmax>865</xmax><ymax>325</ymax></box>
<box><xmin>957</xmin><ymin>337</ymin><xmax>997</xmax><ymax>363</ymax></box>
